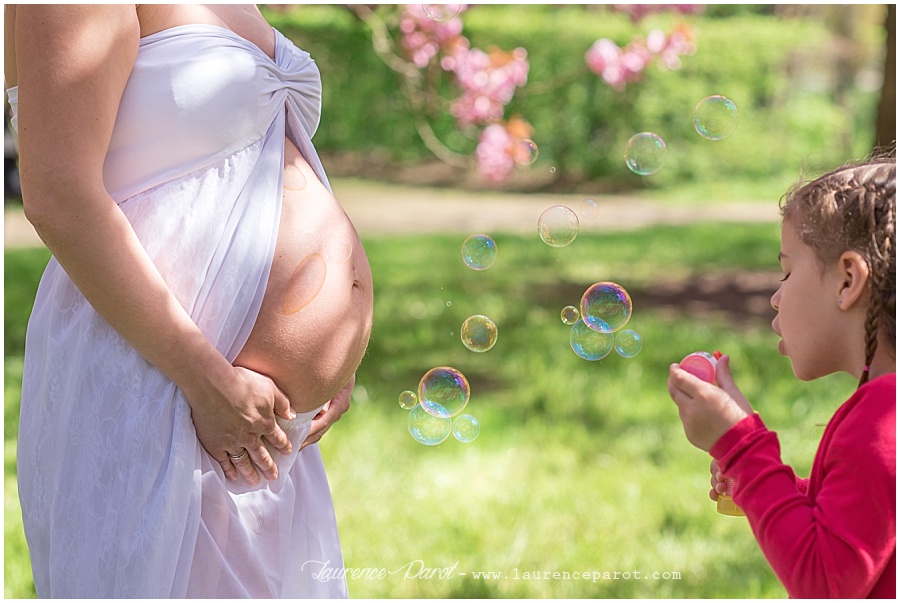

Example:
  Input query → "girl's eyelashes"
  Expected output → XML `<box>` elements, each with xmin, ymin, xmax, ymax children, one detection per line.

<box><xmin>780</xmin><ymin>273</ymin><xmax>791</xmax><ymax>282</ymax></box>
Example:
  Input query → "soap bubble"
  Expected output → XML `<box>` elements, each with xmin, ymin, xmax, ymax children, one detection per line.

<box><xmin>462</xmin><ymin>234</ymin><xmax>498</xmax><ymax>271</ymax></box>
<box><xmin>461</xmin><ymin>314</ymin><xmax>498</xmax><ymax>353</ymax></box>
<box><xmin>580</xmin><ymin>282</ymin><xmax>632</xmax><ymax>333</ymax></box>
<box><xmin>614</xmin><ymin>329</ymin><xmax>643</xmax><ymax>358</ymax></box>
<box><xmin>399</xmin><ymin>390</ymin><xmax>418</xmax><ymax>410</ymax></box>
<box><xmin>419</xmin><ymin>366</ymin><xmax>470</xmax><ymax>418</ymax></box>
<box><xmin>513</xmin><ymin>139</ymin><xmax>539</xmax><ymax>166</ymax></box>
<box><xmin>692</xmin><ymin>95</ymin><xmax>739</xmax><ymax>140</ymax></box>
<box><xmin>421</xmin><ymin>3</ymin><xmax>461</xmax><ymax>21</ymax></box>
<box><xmin>538</xmin><ymin>205</ymin><xmax>579</xmax><ymax>247</ymax></box>
<box><xmin>581</xmin><ymin>198</ymin><xmax>599</xmax><ymax>219</ymax></box>
<box><xmin>570</xmin><ymin>318</ymin><xmax>614</xmax><ymax>361</ymax></box>
<box><xmin>624</xmin><ymin>132</ymin><xmax>667</xmax><ymax>176</ymax></box>
<box><xmin>408</xmin><ymin>405</ymin><xmax>452</xmax><ymax>445</ymax></box>
<box><xmin>560</xmin><ymin>305</ymin><xmax>580</xmax><ymax>325</ymax></box>
<box><xmin>452</xmin><ymin>414</ymin><xmax>480</xmax><ymax>443</ymax></box>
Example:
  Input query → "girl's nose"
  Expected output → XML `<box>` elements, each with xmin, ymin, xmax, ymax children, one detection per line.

<box><xmin>770</xmin><ymin>287</ymin><xmax>781</xmax><ymax>311</ymax></box>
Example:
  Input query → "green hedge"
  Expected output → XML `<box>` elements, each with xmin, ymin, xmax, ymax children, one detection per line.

<box><xmin>263</xmin><ymin>5</ymin><xmax>882</xmax><ymax>189</ymax></box>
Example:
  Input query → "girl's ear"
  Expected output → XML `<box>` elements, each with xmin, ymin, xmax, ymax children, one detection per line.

<box><xmin>836</xmin><ymin>250</ymin><xmax>871</xmax><ymax>310</ymax></box>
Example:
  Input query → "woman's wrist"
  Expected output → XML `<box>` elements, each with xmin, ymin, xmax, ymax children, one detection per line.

<box><xmin>164</xmin><ymin>332</ymin><xmax>237</xmax><ymax>413</ymax></box>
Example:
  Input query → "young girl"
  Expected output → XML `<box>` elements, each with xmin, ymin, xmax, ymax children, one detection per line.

<box><xmin>667</xmin><ymin>155</ymin><xmax>895</xmax><ymax>598</ymax></box>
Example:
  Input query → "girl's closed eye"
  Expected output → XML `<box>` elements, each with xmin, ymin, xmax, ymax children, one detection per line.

<box><xmin>780</xmin><ymin>273</ymin><xmax>790</xmax><ymax>282</ymax></box>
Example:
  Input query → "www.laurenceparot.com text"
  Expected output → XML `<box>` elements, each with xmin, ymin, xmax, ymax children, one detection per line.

<box><xmin>301</xmin><ymin>560</ymin><xmax>682</xmax><ymax>584</ymax></box>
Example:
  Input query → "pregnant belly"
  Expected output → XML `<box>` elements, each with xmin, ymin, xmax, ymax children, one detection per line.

<box><xmin>233</xmin><ymin>137</ymin><xmax>373</xmax><ymax>413</ymax></box>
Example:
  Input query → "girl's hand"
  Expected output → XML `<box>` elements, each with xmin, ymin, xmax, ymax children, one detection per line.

<box><xmin>301</xmin><ymin>374</ymin><xmax>354</xmax><ymax>450</ymax></box>
<box><xmin>709</xmin><ymin>459</ymin><xmax>728</xmax><ymax>501</ymax></box>
<box><xmin>667</xmin><ymin>355</ymin><xmax>754</xmax><ymax>452</ymax></box>
<box><xmin>188</xmin><ymin>365</ymin><xmax>295</xmax><ymax>485</ymax></box>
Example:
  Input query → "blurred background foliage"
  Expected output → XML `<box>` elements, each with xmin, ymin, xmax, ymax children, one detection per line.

<box><xmin>260</xmin><ymin>4</ymin><xmax>891</xmax><ymax>196</ymax></box>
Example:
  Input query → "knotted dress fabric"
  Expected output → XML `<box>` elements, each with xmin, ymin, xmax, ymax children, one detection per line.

<box><xmin>14</xmin><ymin>25</ymin><xmax>348</xmax><ymax>597</ymax></box>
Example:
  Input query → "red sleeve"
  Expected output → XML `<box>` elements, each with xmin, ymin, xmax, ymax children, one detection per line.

<box><xmin>710</xmin><ymin>383</ymin><xmax>896</xmax><ymax>599</ymax></box>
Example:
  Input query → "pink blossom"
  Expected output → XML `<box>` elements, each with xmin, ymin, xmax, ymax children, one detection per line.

<box><xmin>399</xmin><ymin>4</ymin><xmax>467</xmax><ymax>68</ymax></box>
<box><xmin>613</xmin><ymin>4</ymin><xmax>705</xmax><ymax>23</ymax></box>
<box><xmin>585</xmin><ymin>24</ymin><xmax>696</xmax><ymax>90</ymax></box>
<box><xmin>444</xmin><ymin>43</ymin><xmax>529</xmax><ymax>126</ymax></box>
<box><xmin>476</xmin><ymin>123</ymin><xmax>517</xmax><ymax>182</ymax></box>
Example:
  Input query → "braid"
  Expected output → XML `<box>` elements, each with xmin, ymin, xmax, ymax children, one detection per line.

<box><xmin>781</xmin><ymin>155</ymin><xmax>895</xmax><ymax>387</ymax></box>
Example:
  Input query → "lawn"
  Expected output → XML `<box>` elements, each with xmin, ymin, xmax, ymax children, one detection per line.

<box><xmin>4</xmin><ymin>223</ymin><xmax>856</xmax><ymax>598</ymax></box>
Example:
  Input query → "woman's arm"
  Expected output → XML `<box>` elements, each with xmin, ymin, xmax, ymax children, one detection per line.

<box><xmin>15</xmin><ymin>4</ymin><xmax>292</xmax><ymax>485</ymax></box>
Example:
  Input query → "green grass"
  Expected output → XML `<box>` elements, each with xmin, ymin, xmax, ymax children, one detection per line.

<box><xmin>4</xmin><ymin>224</ymin><xmax>857</xmax><ymax>598</ymax></box>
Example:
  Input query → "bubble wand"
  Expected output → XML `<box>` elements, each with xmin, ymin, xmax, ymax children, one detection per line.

<box><xmin>678</xmin><ymin>350</ymin><xmax>746</xmax><ymax>517</ymax></box>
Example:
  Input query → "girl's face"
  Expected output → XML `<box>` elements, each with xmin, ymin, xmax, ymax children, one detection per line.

<box><xmin>770</xmin><ymin>219</ymin><xmax>848</xmax><ymax>380</ymax></box>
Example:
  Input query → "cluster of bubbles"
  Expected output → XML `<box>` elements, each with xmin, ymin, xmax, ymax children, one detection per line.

<box><xmin>396</xmin><ymin>90</ymin><xmax>739</xmax><ymax>445</ymax></box>
<box><xmin>398</xmin><ymin>232</ymin><xmax>504</xmax><ymax>445</ymax></box>
<box><xmin>400</xmin><ymin>367</ymin><xmax>480</xmax><ymax>445</ymax></box>
<box><xmin>564</xmin><ymin>282</ymin><xmax>643</xmax><ymax>361</ymax></box>
<box><xmin>624</xmin><ymin>94</ymin><xmax>739</xmax><ymax>176</ymax></box>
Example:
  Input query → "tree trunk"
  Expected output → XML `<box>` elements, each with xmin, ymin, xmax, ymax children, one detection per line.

<box><xmin>875</xmin><ymin>4</ymin><xmax>895</xmax><ymax>152</ymax></box>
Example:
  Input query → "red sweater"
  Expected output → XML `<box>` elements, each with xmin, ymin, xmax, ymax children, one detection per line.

<box><xmin>710</xmin><ymin>373</ymin><xmax>896</xmax><ymax>598</ymax></box>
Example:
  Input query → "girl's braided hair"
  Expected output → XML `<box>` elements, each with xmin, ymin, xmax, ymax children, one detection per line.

<box><xmin>780</xmin><ymin>150</ymin><xmax>896</xmax><ymax>387</ymax></box>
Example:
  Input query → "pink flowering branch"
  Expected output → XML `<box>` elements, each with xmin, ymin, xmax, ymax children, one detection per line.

<box><xmin>352</xmin><ymin>4</ymin><xmax>703</xmax><ymax>182</ymax></box>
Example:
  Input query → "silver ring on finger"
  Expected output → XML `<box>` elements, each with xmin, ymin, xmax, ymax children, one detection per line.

<box><xmin>228</xmin><ymin>449</ymin><xmax>247</xmax><ymax>462</ymax></box>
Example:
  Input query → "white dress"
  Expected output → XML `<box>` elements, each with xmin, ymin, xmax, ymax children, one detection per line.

<box><xmin>11</xmin><ymin>25</ymin><xmax>348</xmax><ymax>598</ymax></box>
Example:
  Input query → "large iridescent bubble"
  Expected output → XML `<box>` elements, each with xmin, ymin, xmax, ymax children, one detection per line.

<box><xmin>580</xmin><ymin>282</ymin><xmax>632</xmax><ymax>333</ymax></box>
<box><xmin>418</xmin><ymin>366</ymin><xmax>470</xmax><ymax>418</ymax></box>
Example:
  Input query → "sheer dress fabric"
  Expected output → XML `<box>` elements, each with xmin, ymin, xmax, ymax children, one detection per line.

<box><xmin>11</xmin><ymin>25</ymin><xmax>348</xmax><ymax>598</ymax></box>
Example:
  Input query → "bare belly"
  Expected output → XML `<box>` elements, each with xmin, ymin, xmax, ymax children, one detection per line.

<box><xmin>233</xmin><ymin>137</ymin><xmax>373</xmax><ymax>413</ymax></box>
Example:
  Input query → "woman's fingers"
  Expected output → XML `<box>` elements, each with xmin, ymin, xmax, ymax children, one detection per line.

<box><xmin>228</xmin><ymin>449</ymin><xmax>261</xmax><ymax>485</ymax></box>
<box><xmin>264</xmin><ymin>418</ymin><xmax>293</xmax><ymax>456</ymax></box>
<box><xmin>247</xmin><ymin>444</ymin><xmax>278</xmax><ymax>481</ymax></box>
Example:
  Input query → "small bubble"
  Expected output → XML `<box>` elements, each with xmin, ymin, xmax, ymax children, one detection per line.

<box><xmin>560</xmin><ymin>305</ymin><xmax>580</xmax><ymax>325</ymax></box>
<box><xmin>461</xmin><ymin>314</ymin><xmax>498</xmax><ymax>353</ymax></box>
<box><xmin>421</xmin><ymin>3</ymin><xmax>461</xmax><ymax>21</ymax></box>
<box><xmin>399</xmin><ymin>390</ymin><xmax>418</xmax><ymax>410</ymax></box>
<box><xmin>408</xmin><ymin>405</ymin><xmax>452</xmax><ymax>445</ymax></box>
<box><xmin>570</xmin><ymin>319</ymin><xmax>614</xmax><ymax>361</ymax></box>
<box><xmin>624</xmin><ymin>132</ymin><xmax>667</xmax><ymax>176</ymax></box>
<box><xmin>581</xmin><ymin>198</ymin><xmax>599</xmax><ymax>219</ymax></box>
<box><xmin>461</xmin><ymin>234</ymin><xmax>498</xmax><ymax>271</ymax></box>
<box><xmin>513</xmin><ymin>139</ymin><xmax>539</xmax><ymax>166</ymax></box>
<box><xmin>452</xmin><ymin>414</ymin><xmax>480</xmax><ymax>443</ymax></box>
<box><xmin>538</xmin><ymin>205</ymin><xmax>579</xmax><ymax>247</ymax></box>
<box><xmin>615</xmin><ymin>329</ymin><xmax>643</xmax><ymax>358</ymax></box>
<box><xmin>693</xmin><ymin>95</ymin><xmax>739</xmax><ymax>140</ymax></box>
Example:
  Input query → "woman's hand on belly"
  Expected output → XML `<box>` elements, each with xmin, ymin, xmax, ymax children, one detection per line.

<box><xmin>188</xmin><ymin>364</ymin><xmax>297</xmax><ymax>485</ymax></box>
<box><xmin>301</xmin><ymin>373</ymin><xmax>354</xmax><ymax>450</ymax></box>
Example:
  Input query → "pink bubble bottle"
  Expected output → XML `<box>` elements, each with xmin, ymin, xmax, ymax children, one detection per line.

<box><xmin>678</xmin><ymin>350</ymin><xmax>745</xmax><ymax>517</ymax></box>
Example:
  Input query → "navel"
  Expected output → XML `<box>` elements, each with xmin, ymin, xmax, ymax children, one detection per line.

<box><xmin>281</xmin><ymin>253</ymin><xmax>326</xmax><ymax>315</ymax></box>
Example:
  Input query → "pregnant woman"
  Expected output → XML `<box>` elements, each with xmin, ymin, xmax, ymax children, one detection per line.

<box><xmin>7</xmin><ymin>4</ymin><xmax>372</xmax><ymax>597</ymax></box>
